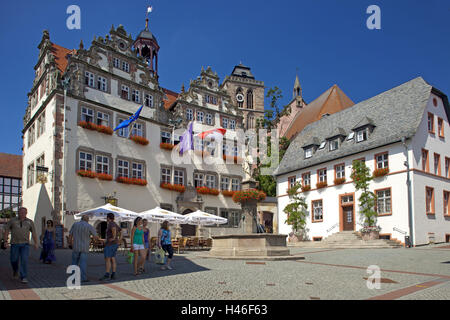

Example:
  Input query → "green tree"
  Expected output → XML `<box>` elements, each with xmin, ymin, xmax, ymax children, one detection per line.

<box><xmin>284</xmin><ymin>182</ymin><xmax>309</xmax><ymax>237</ymax></box>
<box><xmin>350</xmin><ymin>160</ymin><xmax>378</xmax><ymax>228</ymax></box>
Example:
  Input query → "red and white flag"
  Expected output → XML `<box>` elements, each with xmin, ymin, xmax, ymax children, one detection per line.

<box><xmin>196</xmin><ymin>128</ymin><xmax>226</xmax><ymax>142</ymax></box>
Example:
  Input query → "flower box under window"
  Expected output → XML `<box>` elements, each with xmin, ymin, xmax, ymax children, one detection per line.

<box><xmin>160</xmin><ymin>142</ymin><xmax>175</xmax><ymax>150</ymax></box>
<box><xmin>196</xmin><ymin>186</ymin><xmax>220</xmax><ymax>196</ymax></box>
<box><xmin>78</xmin><ymin>121</ymin><xmax>113</xmax><ymax>135</ymax></box>
<box><xmin>160</xmin><ymin>183</ymin><xmax>185</xmax><ymax>193</ymax></box>
<box><xmin>372</xmin><ymin>168</ymin><xmax>389</xmax><ymax>178</ymax></box>
<box><xmin>316</xmin><ymin>181</ymin><xmax>328</xmax><ymax>189</ymax></box>
<box><xmin>130</xmin><ymin>135</ymin><xmax>149</xmax><ymax>146</ymax></box>
<box><xmin>301</xmin><ymin>185</ymin><xmax>311</xmax><ymax>192</ymax></box>
<box><xmin>96</xmin><ymin>173</ymin><xmax>113</xmax><ymax>181</ymax></box>
<box><xmin>222</xmin><ymin>190</ymin><xmax>236</xmax><ymax>197</ymax></box>
<box><xmin>77</xmin><ymin>170</ymin><xmax>97</xmax><ymax>179</ymax></box>
<box><xmin>334</xmin><ymin>177</ymin><xmax>346</xmax><ymax>185</ymax></box>
<box><xmin>116</xmin><ymin>176</ymin><xmax>147</xmax><ymax>186</ymax></box>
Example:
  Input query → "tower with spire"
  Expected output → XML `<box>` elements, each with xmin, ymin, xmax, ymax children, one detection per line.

<box><xmin>293</xmin><ymin>73</ymin><xmax>303</xmax><ymax>108</ymax></box>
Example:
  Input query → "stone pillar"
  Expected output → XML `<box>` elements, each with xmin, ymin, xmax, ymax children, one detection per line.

<box><xmin>240</xmin><ymin>179</ymin><xmax>259</xmax><ymax>234</ymax></box>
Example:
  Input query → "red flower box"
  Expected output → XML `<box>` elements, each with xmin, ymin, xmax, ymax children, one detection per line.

<box><xmin>97</xmin><ymin>173</ymin><xmax>113</xmax><ymax>181</ymax></box>
<box><xmin>373</xmin><ymin>168</ymin><xmax>389</xmax><ymax>178</ymax></box>
<box><xmin>96</xmin><ymin>125</ymin><xmax>113</xmax><ymax>135</ymax></box>
<box><xmin>116</xmin><ymin>176</ymin><xmax>147</xmax><ymax>186</ymax></box>
<box><xmin>222</xmin><ymin>190</ymin><xmax>237</xmax><ymax>197</ymax></box>
<box><xmin>232</xmin><ymin>189</ymin><xmax>266</xmax><ymax>203</ymax></box>
<box><xmin>78</xmin><ymin>121</ymin><xmax>113</xmax><ymax>135</ymax></box>
<box><xmin>160</xmin><ymin>142</ymin><xmax>175</xmax><ymax>150</ymax></box>
<box><xmin>130</xmin><ymin>135</ymin><xmax>149</xmax><ymax>146</ymax></box>
<box><xmin>301</xmin><ymin>185</ymin><xmax>311</xmax><ymax>192</ymax></box>
<box><xmin>196</xmin><ymin>186</ymin><xmax>220</xmax><ymax>196</ymax></box>
<box><xmin>160</xmin><ymin>183</ymin><xmax>185</xmax><ymax>193</ymax></box>
<box><xmin>334</xmin><ymin>177</ymin><xmax>346</xmax><ymax>185</ymax></box>
<box><xmin>77</xmin><ymin>170</ymin><xmax>97</xmax><ymax>178</ymax></box>
<box><xmin>316</xmin><ymin>181</ymin><xmax>328</xmax><ymax>189</ymax></box>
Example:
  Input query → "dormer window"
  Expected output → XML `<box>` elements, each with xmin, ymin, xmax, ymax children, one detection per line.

<box><xmin>329</xmin><ymin>138</ymin><xmax>339</xmax><ymax>151</ymax></box>
<box><xmin>305</xmin><ymin>147</ymin><xmax>313</xmax><ymax>159</ymax></box>
<box><xmin>347</xmin><ymin>132</ymin><xmax>355</xmax><ymax>140</ymax></box>
<box><xmin>319</xmin><ymin>141</ymin><xmax>326</xmax><ymax>150</ymax></box>
<box><xmin>356</xmin><ymin>129</ymin><xmax>367</xmax><ymax>143</ymax></box>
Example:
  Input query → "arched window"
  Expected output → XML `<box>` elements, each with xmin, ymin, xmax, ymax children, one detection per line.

<box><xmin>247</xmin><ymin>90</ymin><xmax>253</xmax><ymax>109</ymax></box>
<box><xmin>247</xmin><ymin>114</ymin><xmax>255</xmax><ymax>129</ymax></box>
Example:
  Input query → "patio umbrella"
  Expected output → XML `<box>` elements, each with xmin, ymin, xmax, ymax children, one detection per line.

<box><xmin>184</xmin><ymin>210</ymin><xmax>228</xmax><ymax>226</ymax></box>
<box><xmin>74</xmin><ymin>203</ymin><xmax>139</xmax><ymax>222</ymax></box>
<box><xmin>139</xmin><ymin>207</ymin><xmax>187</xmax><ymax>224</ymax></box>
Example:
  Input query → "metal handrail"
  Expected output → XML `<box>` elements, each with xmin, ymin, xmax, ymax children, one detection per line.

<box><xmin>326</xmin><ymin>223</ymin><xmax>339</xmax><ymax>233</ymax></box>
<box><xmin>393</xmin><ymin>227</ymin><xmax>407</xmax><ymax>235</ymax></box>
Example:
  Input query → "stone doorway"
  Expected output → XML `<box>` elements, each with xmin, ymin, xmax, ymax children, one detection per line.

<box><xmin>181</xmin><ymin>209</ymin><xmax>196</xmax><ymax>236</ymax></box>
<box><xmin>340</xmin><ymin>193</ymin><xmax>355</xmax><ymax>232</ymax></box>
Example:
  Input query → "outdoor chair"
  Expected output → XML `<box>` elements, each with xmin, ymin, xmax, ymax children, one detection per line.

<box><xmin>191</xmin><ymin>237</ymin><xmax>199</xmax><ymax>250</ymax></box>
<box><xmin>176</xmin><ymin>237</ymin><xmax>188</xmax><ymax>254</ymax></box>
<box><xmin>205</xmin><ymin>238</ymin><xmax>213</xmax><ymax>249</ymax></box>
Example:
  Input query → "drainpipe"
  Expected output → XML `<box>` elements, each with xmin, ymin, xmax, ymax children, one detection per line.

<box><xmin>402</xmin><ymin>137</ymin><xmax>414</xmax><ymax>247</ymax></box>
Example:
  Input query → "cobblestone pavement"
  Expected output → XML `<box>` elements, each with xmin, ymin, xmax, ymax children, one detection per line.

<box><xmin>1</xmin><ymin>244</ymin><xmax>450</xmax><ymax>300</ymax></box>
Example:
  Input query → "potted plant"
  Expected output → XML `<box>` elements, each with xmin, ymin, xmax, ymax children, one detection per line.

<box><xmin>232</xmin><ymin>189</ymin><xmax>266</xmax><ymax>204</ymax></box>
<box><xmin>130</xmin><ymin>135</ymin><xmax>149</xmax><ymax>146</ymax></box>
<box><xmin>284</xmin><ymin>182</ymin><xmax>309</xmax><ymax>242</ymax></box>
<box><xmin>222</xmin><ymin>190</ymin><xmax>236</xmax><ymax>197</ymax></box>
<box><xmin>351</xmin><ymin>160</ymin><xmax>380</xmax><ymax>240</ymax></box>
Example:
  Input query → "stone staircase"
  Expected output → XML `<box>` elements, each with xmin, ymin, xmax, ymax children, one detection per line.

<box><xmin>289</xmin><ymin>231</ymin><xmax>404</xmax><ymax>249</ymax></box>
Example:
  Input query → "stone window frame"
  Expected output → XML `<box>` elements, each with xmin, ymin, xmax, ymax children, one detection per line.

<box><xmin>118</xmin><ymin>79</ymin><xmax>144</xmax><ymax>102</ymax></box>
<box><xmin>160</xmin><ymin>165</ymin><xmax>172</xmax><ymax>185</ymax></box>
<box><xmin>94</xmin><ymin>151</ymin><xmax>113</xmax><ymax>175</ymax></box>
<box><xmin>36</xmin><ymin>110</ymin><xmax>45</xmax><ymax>138</ymax></box>
<box><xmin>35</xmin><ymin>153</ymin><xmax>45</xmax><ymax>181</ymax></box>
<box><xmin>205</xmin><ymin>113</ymin><xmax>214</xmax><ymax>126</ymax></box>
<box><xmin>27</xmin><ymin>161</ymin><xmax>35</xmax><ymax>188</ymax></box>
<box><xmin>131</xmin><ymin>88</ymin><xmax>141</xmax><ymax>103</ymax></box>
<box><xmin>116</xmin><ymin>155</ymin><xmax>146</xmax><ymax>180</ymax></box>
<box><xmin>75</xmin><ymin>146</ymin><xmax>96</xmax><ymax>172</ymax></box>
<box><xmin>144</xmin><ymin>92</ymin><xmax>154</xmax><ymax>108</ymax></box>
<box><xmin>220</xmin><ymin>174</ymin><xmax>241</xmax><ymax>191</ymax></box>
<box><xmin>173</xmin><ymin>166</ymin><xmax>187</xmax><ymax>186</ymax></box>
<box><xmin>219</xmin><ymin>208</ymin><xmax>241</xmax><ymax>228</ymax></box>
<box><xmin>77</xmin><ymin>102</ymin><xmax>114</xmax><ymax>129</ymax></box>
<box><xmin>193</xmin><ymin>170</ymin><xmax>219</xmax><ymax>189</ymax></box>
<box><xmin>131</xmin><ymin>160</ymin><xmax>146</xmax><ymax>180</ymax></box>
<box><xmin>115</xmin><ymin>113</ymin><xmax>147</xmax><ymax>139</ymax></box>
<box><xmin>84</xmin><ymin>67</ymin><xmax>112</xmax><ymax>94</ymax></box>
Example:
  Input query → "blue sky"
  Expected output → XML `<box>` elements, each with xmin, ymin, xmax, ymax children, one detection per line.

<box><xmin>0</xmin><ymin>0</ymin><xmax>449</xmax><ymax>155</ymax></box>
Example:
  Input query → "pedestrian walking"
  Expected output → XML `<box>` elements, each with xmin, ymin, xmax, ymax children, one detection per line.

<box><xmin>143</xmin><ymin>219</ymin><xmax>150</xmax><ymax>262</ymax></box>
<box><xmin>40</xmin><ymin>219</ymin><xmax>56</xmax><ymax>264</ymax></box>
<box><xmin>2</xmin><ymin>207</ymin><xmax>39</xmax><ymax>283</ymax></box>
<box><xmin>130</xmin><ymin>217</ymin><xmax>145</xmax><ymax>276</ymax></box>
<box><xmin>158</xmin><ymin>221</ymin><xmax>174</xmax><ymax>270</ymax></box>
<box><xmin>99</xmin><ymin>213</ymin><xmax>122</xmax><ymax>281</ymax></box>
<box><xmin>68</xmin><ymin>215</ymin><xmax>98</xmax><ymax>283</ymax></box>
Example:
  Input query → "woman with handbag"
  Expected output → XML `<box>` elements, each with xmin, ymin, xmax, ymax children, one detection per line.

<box><xmin>157</xmin><ymin>221</ymin><xmax>174</xmax><ymax>270</ymax></box>
<box><xmin>130</xmin><ymin>217</ymin><xmax>146</xmax><ymax>276</ymax></box>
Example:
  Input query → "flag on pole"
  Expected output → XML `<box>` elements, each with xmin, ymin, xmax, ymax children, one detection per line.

<box><xmin>178</xmin><ymin>122</ymin><xmax>194</xmax><ymax>156</ymax></box>
<box><xmin>196</xmin><ymin>128</ymin><xmax>226</xmax><ymax>142</ymax></box>
<box><xmin>113</xmin><ymin>105</ymin><xmax>143</xmax><ymax>132</ymax></box>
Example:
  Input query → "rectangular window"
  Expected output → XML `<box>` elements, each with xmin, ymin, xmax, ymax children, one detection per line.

<box><xmin>131</xmin><ymin>122</ymin><xmax>144</xmax><ymax>137</ymax></box>
<box><xmin>444</xmin><ymin>191</ymin><xmax>449</xmax><ymax>216</ymax></box>
<box><xmin>27</xmin><ymin>163</ymin><xmax>34</xmax><ymax>188</ymax></box>
<box><xmin>121</xmin><ymin>85</ymin><xmax>130</xmax><ymax>100</ymax></box>
<box><xmin>434</xmin><ymin>153</ymin><xmax>441</xmax><ymax>176</ymax></box>
<box><xmin>97</xmin><ymin>76</ymin><xmax>107</xmax><ymax>92</ymax></box>
<box><xmin>174</xmin><ymin>169</ymin><xmax>184</xmax><ymax>185</ymax></box>
<box><xmin>428</xmin><ymin>113</ymin><xmax>434</xmax><ymax>133</ymax></box>
<box><xmin>230</xmin><ymin>120</ymin><xmax>236</xmax><ymax>130</ymax></box>
<box><xmin>81</xmin><ymin>107</ymin><xmax>94</xmax><ymax>123</ymax></box>
<box><xmin>422</xmin><ymin>149</ymin><xmax>429</xmax><ymax>172</ymax></box>
<box><xmin>335</xmin><ymin>164</ymin><xmax>345</xmax><ymax>179</ymax></box>
<box><xmin>302</xmin><ymin>172</ymin><xmax>311</xmax><ymax>186</ymax></box>
<box><xmin>231</xmin><ymin>178</ymin><xmax>240</xmax><ymax>191</ymax></box>
<box><xmin>220</xmin><ymin>210</ymin><xmax>229</xmax><ymax>227</ymax></box>
<box><xmin>186</xmin><ymin>108</ymin><xmax>193</xmax><ymax>121</ymax></box>
<box><xmin>35</xmin><ymin>154</ymin><xmax>45</xmax><ymax>181</ymax></box>
<box><xmin>312</xmin><ymin>200</ymin><xmax>323</xmax><ymax>222</ymax></box>
<box><xmin>28</xmin><ymin>124</ymin><xmax>36</xmax><ymax>147</ymax></box>
<box><xmin>356</xmin><ymin>129</ymin><xmax>367</xmax><ymax>142</ymax></box>
<box><xmin>341</xmin><ymin>195</ymin><xmax>354</xmax><ymax>204</ymax></box>
<box><xmin>329</xmin><ymin>139</ymin><xmax>339</xmax><ymax>151</ymax></box>
<box><xmin>97</xmin><ymin>111</ymin><xmax>109</xmax><ymax>127</ymax></box>
<box><xmin>84</xmin><ymin>71</ymin><xmax>94</xmax><ymax>87</ymax></box>
<box><xmin>117</xmin><ymin>159</ymin><xmax>129</xmax><ymax>178</ymax></box>
<box><xmin>132</xmin><ymin>163</ymin><xmax>143</xmax><ymax>179</ymax></box>
<box><xmin>426</xmin><ymin>187</ymin><xmax>435</xmax><ymax>214</ymax></box>
<box><xmin>117</xmin><ymin>119</ymin><xmax>129</xmax><ymax>137</ymax></box>
<box><xmin>305</xmin><ymin>147</ymin><xmax>313</xmax><ymax>159</ymax></box>
<box><xmin>230</xmin><ymin>211</ymin><xmax>241</xmax><ymax>227</ymax></box>
<box><xmin>161</xmin><ymin>131</ymin><xmax>171</xmax><ymax>144</ymax></box>
<box><xmin>438</xmin><ymin>118</ymin><xmax>444</xmax><ymax>137</ymax></box>
<box><xmin>221</xmin><ymin>176</ymin><xmax>229</xmax><ymax>191</ymax></box>
<box><xmin>376</xmin><ymin>188</ymin><xmax>392</xmax><ymax>215</ymax></box>
<box><xmin>122</xmin><ymin>61</ymin><xmax>130</xmax><ymax>72</ymax></box>
<box><xmin>206</xmin><ymin>174</ymin><xmax>216</xmax><ymax>189</ymax></box>
<box><xmin>318</xmin><ymin>169</ymin><xmax>327</xmax><ymax>183</ymax></box>
<box><xmin>161</xmin><ymin>167</ymin><xmax>171</xmax><ymax>184</ymax></box>
<box><xmin>132</xmin><ymin>89</ymin><xmax>140</xmax><ymax>103</ymax></box>
<box><xmin>194</xmin><ymin>173</ymin><xmax>204</xmax><ymax>188</ymax></box>
<box><xmin>222</xmin><ymin>117</ymin><xmax>229</xmax><ymax>129</ymax></box>
<box><xmin>79</xmin><ymin>151</ymin><xmax>93</xmax><ymax>171</ymax></box>
<box><xmin>196</xmin><ymin>111</ymin><xmax>204</xmax><ymax>123</ymax></box>
<box><xmin>205</xmin><ymin>113</ymin><xmax>213</xmax><ymax>125</ymax></box>
<box><xmin>37</xmin><ymin>113</ymin><xmax>45</xmax><ymax>137</ymax></box>
<box><xmin>288</xmin><ymin>176</ymin><xmax>296</xmax><ymax>189</ymax></box>
<box><xmin>113</xmin><ymin>58</ymin><xmax>120</xmax><ymax>68</ymax></box>
<box><xmin>96</xmin><ymin>155</ymin><xmax>109</xmax><ymax>174</ymax></box>
<box><xmin>445</xmin><ymin>157</ymin><xmax>450</xmax><ymax>178</ymax></box>
<box><xmin>145</xmin><ymin>94</ymin><xmax>154</xmax><ymax>108</ymax></box>
<box><xmin>376</xmin><ymin>152</ymin><xmax>389</xmax><ymax>169</ymax></box>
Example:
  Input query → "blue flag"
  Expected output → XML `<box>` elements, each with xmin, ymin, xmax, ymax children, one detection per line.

<box><xmin>113</xmin><ymin>105</ymin><xmax>143</xmax><ymax>131</ymax></box>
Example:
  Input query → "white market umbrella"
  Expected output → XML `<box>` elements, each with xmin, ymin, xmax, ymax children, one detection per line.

<box><xmin>75</xmin><ymin>203</ymin><xmax>139</xmax><ymax>222</ymax></box>
<box><xmin>184</xmin><ymin>210</ymin><xmax>228</xmax><ymax>226</ymax></box>
<box><xmin>139</xmin><ymin>207</ymin><xmax>187</xmax><ymax>224</ymax></box>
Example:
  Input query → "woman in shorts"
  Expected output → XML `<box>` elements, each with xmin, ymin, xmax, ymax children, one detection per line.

<box><xmin>130</xmin><ymin>217</ymin><xmax>145</xmax><ymax>276</ymax></box>
<box><xmin>158</xmin><ymin>221</ymin><xmax>174</xmax><ymax>270</ymax></box>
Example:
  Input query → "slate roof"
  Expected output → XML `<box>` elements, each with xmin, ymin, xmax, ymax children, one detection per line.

<box><xmin>275</xmin><ymin>77</ymin><xmax>438</xmax><ymax>176</ymax></box>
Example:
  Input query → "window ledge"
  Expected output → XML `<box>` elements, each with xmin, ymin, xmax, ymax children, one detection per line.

<box><xmin>312</xmin><ymin>220</ymin><xmax>323</xmax><ymax>223</ymax></box>
<box><xmin>377</xmin><ymin>213</ymin><xmax>392</xmax><ymax>217</ymax></box>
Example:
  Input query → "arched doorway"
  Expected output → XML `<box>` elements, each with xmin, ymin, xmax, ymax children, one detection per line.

<box><xmin>97</xmin><ymin>221</ymin><xmax>107</xmax><ymax>239</ymax></box>
<box><xmin>181</xmin><ymin>209</ymin><xmax>196</xmax><ymax>237</ymax></box>
<box><xmin>262</xmin><ymin>212</ymin><xmax>273</xmax><ymax>233</ymax></box>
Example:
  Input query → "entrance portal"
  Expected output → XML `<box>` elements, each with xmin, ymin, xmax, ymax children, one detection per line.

<box><xmin>340</xmin><ymin>193</ymin><xmax>355</xmax><ymax>231</ymax></box>
<box><xmin>181</xmin><ymin>209</ymin><xmax>196</xmax><ymax>236</ymax></box>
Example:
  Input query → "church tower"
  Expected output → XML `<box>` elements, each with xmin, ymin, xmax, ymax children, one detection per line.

<box><xmin>133</xmin><ymin>11</ymin><xmax>160</xmax><ymax>79</ymax></box>
<box><xmin>293</xmin><ymin>74</ymin><xmax>303</xmax><ymax>108</ymax></box>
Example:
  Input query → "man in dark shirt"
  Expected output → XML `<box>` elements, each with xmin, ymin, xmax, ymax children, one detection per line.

<box><xmin>99</xmin><ymin>213</ymin><xmax>122</xmax><ymax>281</ymax></box>
<box><xmin>2</xmin><ymin>207</ymin><xmax>39</xmax><ymax>283</ymax></box>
